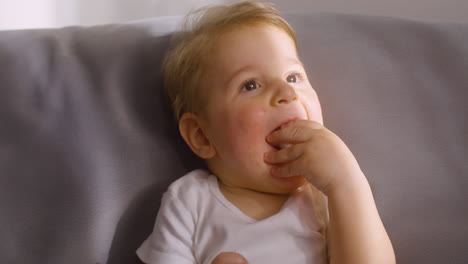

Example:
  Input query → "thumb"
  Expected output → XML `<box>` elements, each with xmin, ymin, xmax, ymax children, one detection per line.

<box><xmin>211</xmin><ymin>252</ymin><xmax>249</xmax><ymax>264</ymax></box>
<box><xmin>267</xmin><ymin>120</ymin><xmax>323</xmax><ymax>146</ymax></box>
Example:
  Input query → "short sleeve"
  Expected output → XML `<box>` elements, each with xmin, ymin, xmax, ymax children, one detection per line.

<box><xmin>137</xmin><ymin>191</ymin><xmax>197</xmax><ymax>264</ymax></box>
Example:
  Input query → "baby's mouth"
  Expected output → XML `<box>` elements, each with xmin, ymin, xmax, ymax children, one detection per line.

<box><xmin>267</xmin><ymin>124</ymin><xmax>293</xmax><ymax>151</ymax></box>
<box><xmin>268</xmin><ymin>126</ymin><xmax>281</xmax><ymax>151</ymax></box>
<box><xmin>269</xmin><ymin>141</ymin><xmax>293</xmax><ymax>151</ymax></box>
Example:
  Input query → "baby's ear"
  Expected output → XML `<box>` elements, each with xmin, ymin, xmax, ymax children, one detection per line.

<box><xmin>178</xmin><ymin>112</ymin><xmax>216</xmax><ymax>159</ymax></box>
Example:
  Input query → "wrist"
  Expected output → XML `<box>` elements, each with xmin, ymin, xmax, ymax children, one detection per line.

<box><xmin>323</xmin><ymin>170</ymin><xmax>369</xmax><ymax>197</ymax></box>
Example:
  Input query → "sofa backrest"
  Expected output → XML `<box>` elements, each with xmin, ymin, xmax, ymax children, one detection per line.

<box><xmin>0</xmin><ymin>13</ymin><xmax>467</xmax><ymax>264</ymax></box>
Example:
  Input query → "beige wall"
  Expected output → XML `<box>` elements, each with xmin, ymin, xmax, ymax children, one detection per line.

<box><xmin>1</xmin><ymin>0</ymin><xmax>467</xmax><ymax>30</ymax></box>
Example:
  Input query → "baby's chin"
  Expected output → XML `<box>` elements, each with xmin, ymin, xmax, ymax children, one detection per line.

<box><xmin>272</xmin><ymin>175</ymin><xmax>308</xmax><ymax>194</ymax></box>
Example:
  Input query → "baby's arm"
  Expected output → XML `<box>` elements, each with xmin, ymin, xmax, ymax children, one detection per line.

<box><xmin>265</xmin><ymin>120</ymin><xmax>395</xmax><ymax>264</ymax></box>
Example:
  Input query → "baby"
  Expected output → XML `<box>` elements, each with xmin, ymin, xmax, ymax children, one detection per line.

<box><xmin>137</xmin><ymin>1</ymin><xmax>395</xmax><ymax>264</ymax></box>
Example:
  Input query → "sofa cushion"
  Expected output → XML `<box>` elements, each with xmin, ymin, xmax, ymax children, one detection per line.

<box><xmin>0</xmin><ymin>13</ymin><xmax>466</xmax><ymax>264</ymax></box>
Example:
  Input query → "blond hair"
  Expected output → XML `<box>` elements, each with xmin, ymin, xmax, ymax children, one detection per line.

<box><xmin>163</xmin><ymin>1</ymin><xmax>297</xmax><ymax>120</ymax></box>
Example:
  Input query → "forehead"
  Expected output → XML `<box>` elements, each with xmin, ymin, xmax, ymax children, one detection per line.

<box><xmin>205</xmin><ymin>24</ymin><xmax>298</xmax><ymax>75</ymax></box>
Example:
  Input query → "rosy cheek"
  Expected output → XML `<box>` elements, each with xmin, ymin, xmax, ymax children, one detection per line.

<box><xmin>301</xmin><ymin>91</ymin><xmax>323</xmax><ymax>125</ymax></box>
<box><xmin>226</xmin><ymin>106</ymin><xmax>266</xmax><ymax>159</ymax></box>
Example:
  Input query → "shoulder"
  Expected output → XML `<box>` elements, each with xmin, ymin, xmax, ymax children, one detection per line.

<box><xmin>167</xmin><ymin>169</ymin><xmax>213</xmax><ymax>192</ymax></box>
<box><xmin>165</xmin><ymin>169</ymin><xmax>215</xmax><ymax>203</ymax></box>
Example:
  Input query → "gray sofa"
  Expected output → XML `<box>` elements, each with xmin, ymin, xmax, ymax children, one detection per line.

<box><xmin>0</xmin><ymin>13</ymin><xmax>467</xmax><ymax>264</ymax></box>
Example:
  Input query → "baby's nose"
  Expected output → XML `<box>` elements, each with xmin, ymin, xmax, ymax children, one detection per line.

<box><xmin>272</xmin><ymin>82</ymin><xmax>298</xmax><ymax>105</ymax></box>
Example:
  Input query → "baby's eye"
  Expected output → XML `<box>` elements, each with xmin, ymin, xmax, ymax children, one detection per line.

<box><xmin>241</xmin><ymin>80</ymin><xmax>260</xmax><ymax>91</ymax></box>
<box><xmin>286</xmin><ymin>73</ymin><xmax>301</xmax><ymax>83</ymax></box>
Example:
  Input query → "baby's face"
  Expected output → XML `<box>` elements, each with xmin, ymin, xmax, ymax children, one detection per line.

<box><xmin>199</xmin><ymin>24</ymin><xmax>323</xmax><ymax>194</ymax></box>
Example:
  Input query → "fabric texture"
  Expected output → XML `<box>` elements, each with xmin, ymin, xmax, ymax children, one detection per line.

<box><xmin>137</xmin><ymin>169</ymin><xmax>326</xmax><ymax>264</ymax></box>
<box><xmin>0</xmin><ymin>13</ymin><xmax>467</xmax><ymax>264</ymax></box>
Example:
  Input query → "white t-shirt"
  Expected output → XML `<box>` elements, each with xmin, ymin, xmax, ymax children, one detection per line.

<box><xmin>137</xmin><ymin>169</ymin><xmax>327</xmax><ymax>264</ymax></box>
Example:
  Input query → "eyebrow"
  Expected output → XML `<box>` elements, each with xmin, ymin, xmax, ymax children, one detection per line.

<box><xmin>225</xmin><ymin>65</ymin><xmax>256</xmax><ymax>88</ymax></box>
<box><xmin>225</xmin><ymin>57</ymin><xmax>304</xmax><ymax>88</ymax></box>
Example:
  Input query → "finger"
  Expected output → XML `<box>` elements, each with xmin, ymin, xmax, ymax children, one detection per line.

<box><xmin>286</xmin><ymin>119</ymin><xmax>323</xmax><ymax>127</ymax></box>
<box><xmin>211</xmin><ymin>252</ymin><xmax>249</xmax><ymax>264</ymax></box>
<box><xmin>264</xmin><ymin>144</ymin><xmax>303</xmax><ymax>164</ymax></box>
<box><xmin>267</xmin><ymin>120</ymin><xmax>324</xmax><ymax>145</ymax></box>
<box><xmin>270</xmin><ymin>158</ymin><xmax>307</xmax><ymax>179</ymax></box>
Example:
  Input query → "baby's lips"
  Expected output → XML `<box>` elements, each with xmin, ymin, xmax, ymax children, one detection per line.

<box><xmin>267</xmin><ymin>140</ymin><xmax>293</xmax><ymax>150</ymax></box>
<box><xmin>280</xmin><ymin>121</ymin><xmax>292</xmax><ymax>129</ymax></box>
<box><xmin>271</xmin><ymin>143</ymin><xmax>293</xmax><ymax>150</ymax></box>
<box><xmin>267</xmin><ymin>119</ymin><xmax>299</xmax><ymax>149</ymax></box>
<box><xmin>268</xmin><ymin>119</ymin><xmax>294</xmax><ymax>137</ymax></box>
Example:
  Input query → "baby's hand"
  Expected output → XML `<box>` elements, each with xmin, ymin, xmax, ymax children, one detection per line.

<box><xmin>211</xmin><ymin>252</ymin><xmax>248</xmax><ymax>264</ymax></box>
<box><xmin>265</xmin><ymin>120</ymin><xmax>364</xmax><ymax>195</ymax></box>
